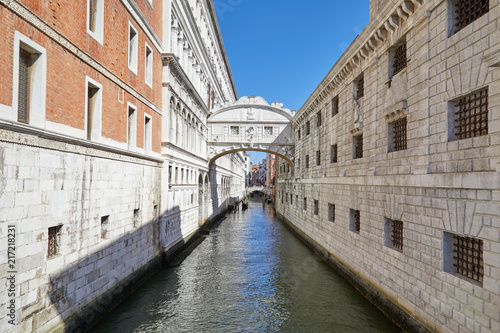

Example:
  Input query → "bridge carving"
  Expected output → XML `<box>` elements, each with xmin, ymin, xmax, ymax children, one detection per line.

<box><xmin>207</xmin><ymin>96</ymin><xmax>295</xmax><ymax>166</ymax></box>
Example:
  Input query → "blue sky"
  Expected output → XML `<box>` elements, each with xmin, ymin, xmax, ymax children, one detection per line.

<box><xmin>215</xmin><ymin>0</ymin><xmax>371</xmax><ymax>164</ymax></box>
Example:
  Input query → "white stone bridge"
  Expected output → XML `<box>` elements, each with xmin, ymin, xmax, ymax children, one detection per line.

<box><xmin>246</xmin><ymin>186</ymin><xmax>272</xmax><ymax>196</ymax></box>
<box><xmin>207</xmin><ymin>96</ymin><xmax>295</xmax><ymax>166</ymax></box>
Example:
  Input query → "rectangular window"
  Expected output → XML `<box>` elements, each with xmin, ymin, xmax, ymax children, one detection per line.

<box><xmin>303</xmin><ymin>197</ymin><xmax>307</xmax><ymax>211</ymax></box>
<box><xmin>133</xmin><ymin>208</ymin><xmax>140</xmax><ymax>228</ymax></box>
<box><xmin>127</xmin><ymin>103</ymin><xmax>137</xmax><ymax>150</ymax></box>
<box><xmin>231</xmin><ymin>126</ymin><xmax>240</xmax><ymax>135</ymax></box>
<box><xmin>86</xmin><ymin>78</ymin><xmax>102</xmax><ymax>141</ymax></box>
<box><xmin>17</xmin><ymin>49</ymin><xmax>31</xmax><ymax>123</ymax></box>
<box><xmin>169</xmin><ymin>166</ymin><xmax>172</xmax><ymax>183</ymax></box>
<box><xmin>298</xmin><ymin>129</ymin><xmax>301</xmax><ymax>140</ymax></box>
<box><xmin>385</xmin><ymin>219</ymin><xmax>403</xmax><ymax>252</ymax></box>
<box><xmin>14</xmin><ymin>33</ymin><xmax>47</xmax><ymax>127</ymax></box>
<box><xmin>451</xmin><ymin>88</ymin><xmax>488</xmax><ymax>140</ymax></box>
<box><xmin>87</xmin><ymin>0</ymin><xmax>103</xmax><ymax>43</ymax></box>
<box><xmin>328</xmin><ymin>203</ymin><xmax>335</xmax><ymax>222</ymax></box>
<box><xmin>313</xmin><ymin>200</ymin><xmax>319</xmax><ymax>215</ymax></box>
<box><xmin>354</xmin><ymin>134</ymin><xmax>363</xmax><ymax>159</ymax></box>
<box><xmin>331</xmin><ymin>96</ymin><xmax>339</xmax><ymax>117</ymax></box>
<box><xmin>305</xmin><ymin>155</ymin><xmax>309</xmax><ymax>168</ymax></box>
<box><xmin>264</xmin><ymin>126</ymin><xmax>273</xmax><ymax>135</ymax></box>
<box><xmin>355</xmin><ymin>74</ymin><xmax>364</xmax><ymax>100</ymax></box>
<box><xmin>330</xmin><ymin>144</ymin><xmax>338</xmax><ymax>163</ymax></box>
<box><xmin>128</xmin><ymin>23</ymin><xmax>138</xmax><ymax>74</ymax></box>
<box><xmin>101</xmin><ymin>215</ymin><xmax>110</xmax><ymax>239</ymax></box>
<box><xmin>290</xmin><ymin>194</ymin><xmax>293</xmax><ymax>205</ymax></box>
<box><xmin>175</xmin><ymin>167</ymin><xmax>179</xmax><ymax>184</ymax></box>
<box><xmin>145</xmin><ymin>43</ymin><xmax>153</xmax><ymax>87</ymax></box>
<box><xmin>445</xmin><ymin>232</ymin><xmax>483</xmax><ymax>283</ymax></box>
<box><xmin>389</xmin><ymin>117</ymin><xmax>407</xmax><ymax>152</ymax></box>
<box><xmin>316</xmin><ymin>150</ymin><xmax>321</xmax><ymax>166</ymax></box>
<box><xmin>316</xmin><ymin>111</ymin><xmax>322</xmax><ymax>127</ymax></box>
<box><xmin>350</xmin><ymin>209</ymin><xmax>360</xmax><ymax>233</ymax></box>
<box><xmin>306</xmin><ymin>121</ymin><xmax>311</xmax><ymax>135</ymax></box>
<box><xmin>295</xmin><ymin>195</ymin><xmax>298</xmax><ymax>208</ymax></box>
<box><xmin>453</xmin><ymin>0</ymin><xmax>489</xmax><ymax>34</ymax></box>
<box><xmin>144</xmin><ymin>114</ymin><xmax>152</xmax><ymax>153</ymax></box>
<box><xmin>392</xmin><ymin>42</ymin><xmax>407</xmax><ymax>77</ymax></box>
<box><xmin>48</xmin><ymin>226</ymin><xmax>62</xmax><ymax>258</ymax></box>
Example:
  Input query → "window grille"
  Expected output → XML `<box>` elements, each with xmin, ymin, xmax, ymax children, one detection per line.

<box><xmin>454</xmin><ymin>89</ymin><xmax>488</xmax><ymax>139</ymax></box>
<box><xmin>316</xmin><ymin>150</ymin><xmax>321</xmax><ymax>166</ymax></box>
<box><xmin>391</xmin><ymin>117</ymin><xmax>407</xmax><ymax>151</ymax></box>
<box><xmin>48</xmin><ymin>226</ymin><xmax>62</xmax><ymax>258</ymax></box>
<box><xmin>354</xmin><ymin>134</ymin><xmax>363</xmax><ymax>159</ymax></box>
<box><xmin>356</xmin><ymin>76</ymin><xmax>364</xmax><ymax>100</ymax></box>
<box><xmin>331</xmin><ymin>144</ymin><xmax>338</xmax><ymax>163</ymax></box>
<box><xmin>317</xmin><ymin>111</ymin><xmax>322</xmax><ymax>127</ymax></box>
<box><xmin>18</xmin><ymin>49</ymin><xmax>31</xmax><ymax>123</ymax></box>
<box><xmin>314</xmin><ymin>200</ymin><xmax>319</xmax><ymax>215</ymax></box>
<box><xmin>332</xmin><ymin>97</ymin><xmax>339</xmax><ymax>117</ymax></box>
<box><xmin>230</xmin><ymin>126</ymin><xmax>239</xmax><ymax>135</ymax></box>
<box><xmin>306</xmin><ymin>121</ymin><xmax>311</xmax><ymax>135</ymax></box>
<box><xmin>391</xmin><ymin>220</ymin><xmax>404</xmax><ymax>251</ymax></box>
<box><xmin>298</xmin><ymin>129</ymin><xmax>301</xmax><ymax>140</ymax></box>
<box><xmin>393</xmin><ymin>42</ymin><xmax>407</xmax><ymax>76</ymax></box>
<box><xmin>264</xmin><ymin>127</ymin><xmax>273</xmax><ymax>135</ymax></box>
<box><xmin>353</xmin><ymin>210</ymin><xmax>360</xmax><ymax>233</ymax></box>
<box><xmin>455</xmin><ymin>0</ymin><xmax>489</xmax><ymax>33</ymax></box>
<box><xmin>328</xmin><ymin>203</ymin><xmax>335</xmax><ymax>222</ymax></box>
<box><xmin>453</xmin><ymin>235</ymin><xmax>483</xmax><ymax>283</ymax></box>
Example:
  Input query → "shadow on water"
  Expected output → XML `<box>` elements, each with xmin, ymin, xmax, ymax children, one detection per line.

<box><xmin>90</xmin><ymin>198</ymin><xmax>402</xmax><ymax>333</ymax></box>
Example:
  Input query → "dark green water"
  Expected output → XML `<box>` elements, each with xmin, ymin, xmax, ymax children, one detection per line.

<box><xmin>93</xmin><ymin>198</ymin><xmax>401</xmax><ymax>333</ymax></box>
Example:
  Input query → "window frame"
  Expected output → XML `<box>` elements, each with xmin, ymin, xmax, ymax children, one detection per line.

<box><xmin>85</xmin><ymin>76</ymin><xmax>103</xmax><ymax>142</ymax></box>
<box><xmin>127</xmin><ymin>102</ymin><xmax>138</xmax><ymax>150</ymax></box>
<box><xmin>144</xmin><ymin>42</ymin><xmax>153</xmax><ymax>87</ymax></box>
<box><xmin>128</xmin><ymin>22</ymin><xmax>139</xmax><ymax>74</ymax></box>
<box><xmin>87</xmin><ymin>0</ymin><xmax>104</xmax><ymax>44</ymax></box>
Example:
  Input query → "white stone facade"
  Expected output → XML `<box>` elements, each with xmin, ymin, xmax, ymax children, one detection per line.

<box><xmin>276</xmin><ymin>0</ymin><xmax>500</xmax><ymax>332</ymax></box>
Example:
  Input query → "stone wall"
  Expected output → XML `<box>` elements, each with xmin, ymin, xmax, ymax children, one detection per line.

<box><xmin>0</xmin><ymin>129</ymin><xmax>163</xmax><ymax>332</ymax></box>
<box><xmin>277</xmin><ymin>0</ymin><xmax>500</xmax><ymax>332</ymax></box>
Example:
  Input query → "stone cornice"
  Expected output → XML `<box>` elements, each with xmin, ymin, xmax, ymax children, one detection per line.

<box><xmin>0</xmin><ymin>120</ymin><xmax>164</xmax><ymax>165</ymax></box>
<box><xmin>295</xmin><ymin>0</ymin><xmax>426</xmax><ymax>125</ymax></box>
<box><xmin>163</xmin><ymin>53</ymin><xmax>210</xmax><ymax>116</ymax></box>
<box><xmin>204</xmin><ymin>0</ymin><xmax>238</xmax><ymax>101</ymax></box>
<box><xmin>2</xmin><ymin>0</ymin><xmax>163</xmax><ymax>116</ymax></box>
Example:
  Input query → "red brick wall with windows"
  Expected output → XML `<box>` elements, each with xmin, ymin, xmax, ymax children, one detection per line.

<box><xmin>0</xmin><ymin>1</ymin><xmax>163</xmax><ymax>153</ymax></box>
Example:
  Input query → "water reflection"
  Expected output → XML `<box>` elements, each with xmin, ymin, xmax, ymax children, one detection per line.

<box><xmin>93</xmin><ymin>198</ymin><xmax>401</xmax><ymax>333</ymax></box>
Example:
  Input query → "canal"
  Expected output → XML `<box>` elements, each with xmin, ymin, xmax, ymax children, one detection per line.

<box><xmin>93</xmin><ymin>197</ymin><xmax>401</xmax><ymax>332</ymax></box>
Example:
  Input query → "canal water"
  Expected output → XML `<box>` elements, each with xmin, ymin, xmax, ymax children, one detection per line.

<box><xmin>93</xmin><ymin>197</ymin><xmax>401</xmax><ymax>333</ymax></box>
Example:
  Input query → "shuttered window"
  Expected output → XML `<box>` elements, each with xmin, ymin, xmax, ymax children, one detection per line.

<box><xmin>18</xmin><ymin>49</ymin><xmax>31</xmax><ymax>123</ymax></box>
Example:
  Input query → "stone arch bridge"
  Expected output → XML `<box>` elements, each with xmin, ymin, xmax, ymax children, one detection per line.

<box><xmin>207</xmin><ymin>96</ymin><xmax>295</xmax><ymax>166</ymax></box>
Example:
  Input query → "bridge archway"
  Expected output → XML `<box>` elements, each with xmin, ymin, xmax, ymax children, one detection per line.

<box><xmin>207</xmin><ymin>96</ymin><xmax>295</xmax><ymax>166</ymax></box>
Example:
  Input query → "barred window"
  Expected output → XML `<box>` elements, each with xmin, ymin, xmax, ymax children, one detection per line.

<box><xmin>356</xmin><ymin>74</ymin><xmax>364</xmax><ymax>100</ymax></box>
<box><xmin>314</xmin><ymin>200</ymin><xmax>319</xmax><ymax>215</ymax></box>
<box><xmin>354</xmin><ymin>134</ymin><xmax>363</xmax><ymax>159</ymax></box>
<box><xmin>264</xmin><ymin>126</ymin><xmax>273</xmax><ymax>135</ymax></box>
<box><xmin>328</xmin><ymin>203</ymin><xmax>335</xmax><ymax>222</ymax></box>
<box><xmin>391</xmin><ymin>220</ymin><xmax>404</xmax><ymax>251</ymax></box>
<box><xmin>390</xmin><ymin>117</ymin><xmax>407</xmax><ymax>152</ymax></box>
<box><xmin>297</xmin><ymin>129</ymin><xmax>301</xmax><ymax>140</ymax></box>
<box><xmin>454</xmin><ymin>0</ymin><xmax>489</xmax><ymax>33</ymax></box>
<box><xmin>306</xmin><ymin>121</ymin><xmax>311</xmax><ymax>135</ymax></box>
<box><xmin>453</xmin><ymin>88</ymin><xmax>488</xmax><ymax>140</ymax></box>
<box><xmin>48</xmin><ymin>226</ymin><xmax>62</xmax><ymax>258</ymax></box>
<box><xmin>317</xmin><ymin>111</ymin><xmax>322</xmax><ymax>127</ymax></box>
<box><xmin>350</xmin><ymin>209</ymin><xmax>360</xmax><ymax>233</ymax></box>
<box><xmin>330</xmin><ymin>144</ymin><xmax>338</xmax><ymax>163</ymax></box>
<box><xmin>331</xmin><ymin>96</ymin><xmax>339</xmax><ymax>117</ymax></box>
<box><xmin>452</xmin><ymin>234</ymin><xmax>483</xmax><ymax>283</ymax></box>
<box><xmin>392</xmin><ymin>42</ymin><xmax>407</xmax><ymax>76</ymax></box>
<box><xmin>316</xmin><ymin>150</ymin><xmax>321</xmax><ymax>166</ymax></box>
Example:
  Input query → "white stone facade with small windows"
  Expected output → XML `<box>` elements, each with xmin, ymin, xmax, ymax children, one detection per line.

<box><xmin>276</xmin><ymin>0</ymin><xmax>500</xmax><ymax>332</ymax></box>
